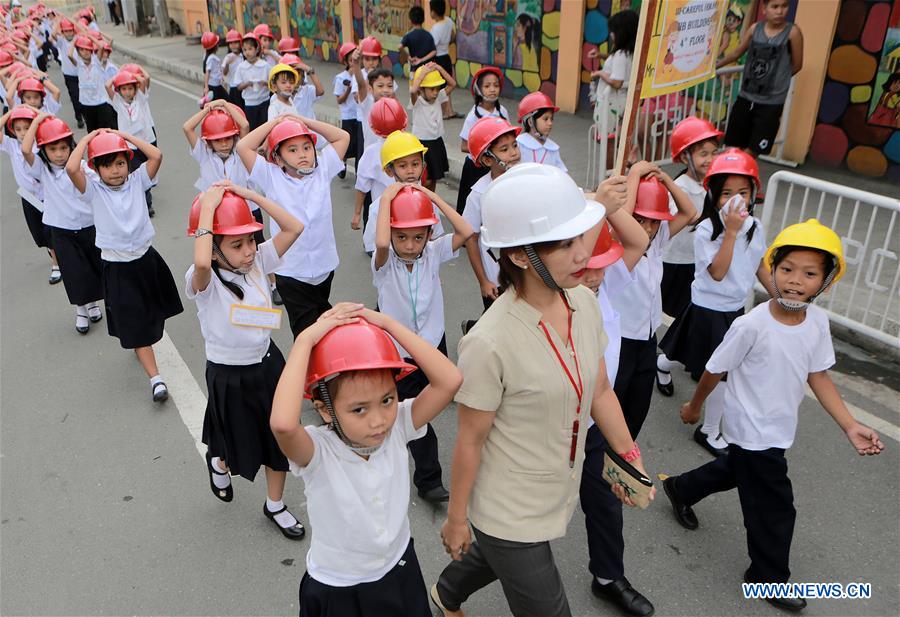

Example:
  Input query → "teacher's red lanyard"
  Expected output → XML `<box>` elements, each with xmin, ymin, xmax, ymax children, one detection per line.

<box><xmin>538</xmin><ymin>295</ymin><xmax>583</xmax><ymax>468</ymax></box>
<box><xmin>532</xmin><ymin>149</ymin><xmax>548</xmax><ymax>164</ymax></box>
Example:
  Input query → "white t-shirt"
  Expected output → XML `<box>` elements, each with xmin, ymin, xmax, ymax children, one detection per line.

<box><xmin>357</xmin><ymin>139</ymin><xmax>393</xmax><ymax>253</ymax></box>
<box><xmin>0</xmin><ymin>138</ymin><xmax>43</xmax><ymax>205</ymax></box>
<box><xmin>189</xmin><ymin>140</ymin><xmax>256</xmax><ymax>210</ymax></box>
<box><xmin>248</xmin><ymin>147</ymin><xmax>344</xmax><ymax>283</ymax></box>
<box><xmin>28</xmin><ymin>160</ymin><xmax>93</xmax><ymax>230</ymax></box>
<box><xmin>205</xmin><ymin>54</ymin><xmax>223</xmax><ymax>87</ymax></box>
<box><xmin>185</xmin><ymin>240</ymin><xmax>282</xmax><ymax>365</ymax></box>
<box><xmin>611</xmin><ymin>222</ymin><xmax>671</xmax><ymax>340</ymax></box>
<box><xmin>597</xmin><ymin>259</ymin><xmax>634</xmax><ymax>387</ymax></box>
<box><xmin>430</xmin><ymin>17</ymin><xmax>454</xmax><ymax>56</ymax></box>
<box><xmin>76</xmin><ymin>54</ymin><xmax>106</xmax><ymax>106</ymax></box>
<box><xmin>56</xmin><ymin>37</ymin><xmax>78</xmax><ymax>76</ymax></box>
<box><xmin>662</xmin><ymin>174</ymin><xmax>704</xmax><ymax>265</ymax></box>
<box><xmin>709</xmin><ymin>302</ymin><xmax>835</xmax><ymax>450</ymax></box>
<box><xmin>81</xmin><ymin>163</ymin><xmax>155</xmax><ymax>259</ymax></box>
<box><xmin>462</xmin><ymin>173</ymin><xmax>498</xmax><ymax>285</ymax></box>
<box><xmin>691</xmin><ymin>216</ymin><xmax>766</xmax><ymax>312</ymax></box>
<box><xmin>235</xmin><ymin>59</ymin><xmax>269</xmax><ymax>105</ymax></box>
<box><xmin>516</xmin><ymin>133</ymin><xmax>566</xmax><ymax>171</ymax></box>
<box><xmin>365</xmin><ymin>186</ymin><xmax>446</xmax><ymax>254</ymax></box>
<box><xmin>111</xmin><ymin>91</ymin><xmax>155</xmax><ymax>145</ymax></box>
<box><xmin>411</xmin><ymin>90</ymin><xmax>448</xmax><ymax>141</ymax></box>
<box><xmin>460</xmin><ymin>104</ymin><xmax>511</xmax><ymax>161</ymax></box>
<box><xmin>290</xmin><ymin>398</ymin><xmax>426</xmax><ymax>587</ymax></box>
<box><xmin>293</xmin><ymin>83</ymin><xmax>320</xmax><ymax>120</ymax></box>
<box><xmin>333</xmin><ymin>70</ymin><xmax>359</xmax><ymax>120</ymax></box>
<box><xmin>267</xmin><ymin>94</ymin><xmax>295</xmax><ymax>121</ymax></box>
<box><xmin>358</xmin><ymin>92</ymin><xmax>377</xmax><ymax>150</ymax></box>
<box><xmin>596</xmin><ymin>50</ymin><xmax>632</xmax><ymax>117</ymax></box>
<box><xmin>223</xmin><ymin>52</ymin><xmax>243</xmax><ymax>88</ymax></box>
<box><xmin>372</xmin><ymin>234</ymin><xmax>457</xmax><ymax>354</ymax></box>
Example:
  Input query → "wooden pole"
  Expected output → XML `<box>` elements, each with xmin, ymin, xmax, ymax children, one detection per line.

<box><xmin>614</xmin><ymin>0</ymin><xmax>658</xmax><ymax>174</ymax></box>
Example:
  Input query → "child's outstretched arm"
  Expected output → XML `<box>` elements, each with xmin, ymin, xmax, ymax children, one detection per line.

<box><xmin>0</xmin><ymin>109</ymin><xmax>9</xmax><ymax>145</ymax></box>
<box><xmin>114</xmin><ymin>128</ymin><xmax>162</xmax><ymax>180</ymax></box>
<box><xmin>290</xmin><ymin>114</ymin><xmax>350</xmax><ymax>160</ymax></box>
<box><xmin>189</xmin><ymin>185</ymin><xmax>224</xmax><ymax>294</ymax></box>
<box><xmin>717</xmin><ymin>22</ymin><xmax>754</xmax><ymax>68</ymax></box>
<box><xmin>789</xmin><ymin>26</ymin><xmax>804</xmax><ymax>75</ymax></box>
<box><xmin>182</xmin><ymin>104</ymin><xmax>210</xmax><ymax>149</ymax></box>
<box><xmin>349</xmin><ymin>49</ymin><xmax>367</xmax><ymax>103</ymax></box>
<box><xmin>223</xmin><ymin>100</ymin><xmax>250</xmax><ymax>137</ymax></box>
<box><xmin>271</xmin><ymin>303</ymin><xmax>364</xmax><ymax>467</ymax></box>
<box><xmin>658</xmin><ymin>169</ymin><xmax>699</xmax><ymax>236</ymax></box>
<box><xmin>607</xmin><ymin>204</ymin><xmax>649</xmax><ymax>271</ymax></box>
<box><xmin>417</xmin><ymin>184</ymin><xmax>474</xmax><ymax>251</ymax></box>
<box><xmin>359</xmin><ymin>307</ymin><xmax>463</xmax><ymax>430</ymax></box>
<box><xmin>680</xmin><ymin>370</ymin><xmax>725</xmax><ymax>424</ymax></box>
<box><xmin>104</xmin><ymin>75</ymin><xmax>116</xmax><ymax>101</ymax></box>
<box><xmin>374</xmin><ymin>182</ymin><xmax>404</xmax><ymax>270</ymax></box>
<box><xmin>808</xmin><ymin>371</ymin><xmax>884</xmax><ymax>456</ymax></box>
<box><xmin>20</xmin><ymin>110</ymin><xmax>47</xmax><ymax>166</ymax></box>
<box><xmin>433</xmin><ymin>61</ymin><xmax>456</xmax><ymax>92</ymax></box>
<box><xmin>40</xmin><ymin>75</ymin><xmax>61</xmax><ymax>102</ymax></box>
<box><xmin>217</xmin><ymin>179</ymin><xmax>304</xmax><ymax>257</ymax></box>
<box><xmin>465</xmin><ymin>233</ymin><xmax>498</xmax><ymax>300</ymax></box>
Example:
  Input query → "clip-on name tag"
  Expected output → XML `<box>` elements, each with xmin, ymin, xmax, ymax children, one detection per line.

<box><xmin>229</xmin><ymin>304</ymin><xmax>283</xmax><ymax>330</ymax></box>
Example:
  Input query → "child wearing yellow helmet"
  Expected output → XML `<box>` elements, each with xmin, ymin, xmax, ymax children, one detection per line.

<box><xmin>663</xmin><ymin>218</ymin><xmax>883</xmax><ymax>613</ymax></box>
<box><xmin>266</xmin><ymin>63</ymin><xmax>299</xmax><ymax>121</ymax></box>
<box><xmin>409</xmin><ymin>61</ymin><xmax>456</xmax><ymax>191</ymax></box>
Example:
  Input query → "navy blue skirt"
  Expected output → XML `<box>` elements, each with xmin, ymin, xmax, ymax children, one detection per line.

<box><xmin>48</xmin><ymin>225</ymin><xmax>103</xmax><ymax>306</ymax></box>
<box><xmin>659</xmin><ymin>302</ymin><xmax>743</xmax><ymax>380</ymax></box>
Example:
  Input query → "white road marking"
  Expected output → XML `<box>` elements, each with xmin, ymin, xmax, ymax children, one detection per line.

<box><xmin>151</xmin><ymin>77</ymin><xmax>201</xmax><ymax>101</ymax></box>
<box><xmin>154</xmin><ymin>331</ymin><xmax>208</xmax><ymax>457</ymax></box>
<box><xmin>804</xmin><ymin>384</ymin><xmax>900</xmax><ymax>443</ymax></box>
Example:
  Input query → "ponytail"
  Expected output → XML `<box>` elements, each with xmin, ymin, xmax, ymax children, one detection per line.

<box><xmin>210</xmin><ymin>259</ymin><xmax>245</xmax><ymax>300</ymax></box>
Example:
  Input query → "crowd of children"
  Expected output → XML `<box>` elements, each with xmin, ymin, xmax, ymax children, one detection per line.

<box><xmin>0</xmin><ymin>3</ymin><xmax>887</xmax><ymax>617</ymax></box>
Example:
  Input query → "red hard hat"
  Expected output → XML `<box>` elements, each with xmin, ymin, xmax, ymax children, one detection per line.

<box><xmin>17</xmin><ymin>77</ymin><xmax>44</xmax><ymax>96</ymax></box>
<box><xmin>469</xmin><ymin>117</ymin><xmax>521</xmax><ymax>167</ymax></box>
<box><xmin>5</xmin><ymin>104</ymin><xmax>37</xmax><ymax>132</ymax></box>
<box><xmin>78</xmin><ymin>18</ymin><xmax>89</xmax><ymax>28</ymax></box>
<box><xmin>101</xmin><ymin>41</ymin><xmax>112</xmax><ymax>53</ymax></box>
<box><xmin>390</xmin><ymin>186</ymin><xmax>439</xmax><ymax>228</ymax></box>
<box><xmin>201</xmin><ymin>109</ymin><xmax>240</xmax><ymax>140</ymax></box>
<box><xmin>586</xmin><ymin>222</ymin><xmax>624</xmax><ymax>269</ymax></box>
<box><xmin>87</xmin><ymin>131</ymin><xmax>133</xmax><ymax>168</ymax></box>
<box><xmin>74</xmin><ymin>35</ymin><xmax>94</xmax><ymax>51</ymax></box>
<box><xmin>279</xmin><ymin>53</ymin><xmax>301</xmax><ymax>66</ymax></box>
<box><xmin>112</xmin><ymin>70</ymin><xmax>138</xmax><ymax>89</ymax></box>
<box><xmin>242</xmin><ymin>32</ymin><xmax>260</xmax><ymax>45</ymax></box>
<box><xmin>338</xmin><ymin>41</ymin><xmax>357</xmax><ymax>62</ymax></box>
<box><xmin>517</xmin><ymin>91</ymin><xmax>559</xmax><ymax>124</ymax></box>
<box><xmin>225</xmin><ymin>29</ymin><xmax>242</xmax><ymax>44</ymax></box>
<box><xmin>200</xmin><ymin>31</ymin><xmax>220</xmax><ymax>50</ymax></box>
<box><xmin>633</xmin><ymin>177</ymin><xmax>673</xmax><ymax>221</ymax></box>
<box><xmin>267</xmin><ymin>118</ymin><xmax>317</xmax><ymax>161</ymax></box>
<box><xmin>121</xmin><ymin>63</ymin><xmax>142</xmax><ymax>75</ymax></box>
<box><xmin>87</xmin><ymin>30</ymin><xmax>103</xmax><ymax>41</ymax></box>
<box><xmin>704</xmin><ymin>148</ymin><xmax>761</xmax><ymax>190</ymax></box>
<box><xmin>35</xmin><ymin>116</ymin><xmax>73</xmax><ymax>146</ymax></box>
<box><xmin>359</xmin><ymin>36</ymin><xmax>382</xmax><ymax>57</ymax></box>
<box><xmin>470</xmin><ymin>66</ymin><xmax>503</xmax><ymax>96</ymax></box>
<box><xmin>369</xmin><ymin>97</ymin><xmax>408</xmax><ymax>138</ymax></box>
<box><xmin>12</xmin><ymin>29</ymin><xmax>28</xmax><ymax>41</ymax></box>
<box><xmin>60</xmin><ymin>18</ymin><xmax>75</xmax><ymax>32</ymax></box>
<box><xmin>188</xmin><ymin>190</ymin><xmax>263</xmax><ymax>236</ymax></box>
<box><xmin>0</xmin><ymin>50</ymin><xmax>13</xmax><ymax>68</ymax></box>
<box><xmin>253</xmin><ymin>23</ymin><xmax>274</xmax><ymax>40</ymax></box>
<box><xmin>277</xmin><ymin>36</ymin><xmax>299</xmax><ymax>53</ymax></box>
<box><xmin>670</xmin><ymin>116</ymin><xmax>722</xmax><ymax>160</ymax></box>
<box><xmin>304</xmin><ymin>318</ymin><xmax>416</xmax><ymax>397</ymax></box>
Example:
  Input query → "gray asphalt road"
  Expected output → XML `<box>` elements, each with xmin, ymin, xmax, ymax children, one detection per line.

<box><xmin>2</xmin><ymin>60</ymin><xmax>898</xmax><ymax>617</ymax></box>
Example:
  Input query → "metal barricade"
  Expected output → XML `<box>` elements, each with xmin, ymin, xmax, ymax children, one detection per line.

<box><xmin>757</xmin><ymin>171</ymin><xmax>900</xmax><ymax>350</ymax></box>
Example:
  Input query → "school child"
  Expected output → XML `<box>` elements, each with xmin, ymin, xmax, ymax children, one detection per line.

<box><xmin>266</xmin><ymin>62</ymin><xmax>299</xmax><ymax>121</ymax></box>
<box><xmin>428</xmin><ymin>0</ymin><xmax>459</xmax><ymax>119</ymax></box>
<box><xmin>399</xmin><ymin>5</ymin><xmax>436</xmax><ymax>74</ymax></box>
<box><xmin>373</xmin><ymin>183</ymin><xmax>473</xmax><ymax>503</ymax></box>
<box><xmin>717</xmin><ymin>0</ymin><xmax>802</xmax><ymax>156</ymax></box>
<box><xmin>277</xmin><ymin>36</ymin><xmax>299</xmax><ymax>55</ymax></box>
<box><xmin>590</xmin><ymin>9</ymin><xmax>637</xmax><ymax>136</ymax></box>
<box><xmin>456</xmin><ymin>66</ymin><xmax>509</xmax><ymax>214</ymax></box>
<box><xmin>8</xmin><ymin>72</ymin><xmax>61</xmax><ymax>114</ymax></box>
<box><xmin>270</xmin><ymin>302</ymin><xmax>463</xmax><ymax>616</ymax></box>
<box><xmin>68</xmin><ymin>35</ymin><xmax>107</xmax><ymax>131</ymax></box>
<box><xmin>353</xmin><ymin>65</ymin><xmax>397</xmax><ymax>151</ymax></box>
<box><xmin>21</xmin><ymin>114</ymin><xmax>103</xmax><ymax>333</ymax></box>
<box><xmin>660</xmin><ymin>148</ymin><xmax>776</xmax><ymax>457</ymax></box>
<box><xmin>334</xmin><ymin>41</ymin><xmax>361</xmax><ymax>177</ymax></box>
<box><xmin>354</xmin><ymin>98</ymin><xmax>408</xmax><ymax>237</ymax></box>
<box><xmin>106</xmin><ymin>69</ymin><xmax>157</xmax><ymax>215</ymax></box>
<box><xmin>186</xmin><ymin>182</ymin><xmax>307</xmax><ymax>539</ymax></box>
<box><xmin>221</xmin><ymin>29</ymin><xmax>244</xmax><ymax>109</ymax></box>
<box><xmin>515</xmin><ymin>91</ymin><xmax>565</xmax><ymax>170</ymax></box>
<box><xmin>183</xmin><ymin>100</ymin><xmax>251</xmax><ymax>195</ymax></box>
<box><xmin>234</xmin><ymin>32</ymin><xmax>270</xmax><ymax>130</ymax></box>
<box><xmin>0</xmin><ymin>104</ymin><xmax>59</xmax><ymax>282</ymax></box>
<box><xmin>288</xmin><ymin>58</ymin><xmax>323</xmax><ymax>121</ymax></box>
<box><xmin>656</xmin><ymin>117</ymin><xmax>721</xmax><ymax>396</ymax></box>
<box><xmin>66</xmin><ymin>129</ymin><xmax>184</xmax><ymax>402</ymax></box>
<box><xmin>409</xmin><ymin>61</ymin><xmax>455</xmax><ymax>192</ymax></box>
<box><xmin>200</xmin><ymin>31</ymin><xmax>227</xmax><ymax>102</ymax></box>
<box><xmin>663</xmin><ymin>219</ymin><xmax>884</xmax><ymax>613</ymax></box>
<box><xmin>460</xmin><ymin>116</ymin><xmax>520</xmax><ymax>330</ymax></box>
<box><xmin>236</xmin><ymin>115</ymin><xmax>350</xmax><ymax>337</ymax></box>
<box><xmin>253</xmin><ymin>23</ymin><xmax>280</xmax><ymax>68</ymax></box>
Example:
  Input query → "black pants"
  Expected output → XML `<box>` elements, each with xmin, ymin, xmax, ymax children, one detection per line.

<box><xmin>128</xmin><ymin>146</ymin><xmax>155</xmax><ymax>209</ymax></box>
<box><xmin>227</xmin><ymin>86</ymin><xmax>244</xmax><ymax>110</ymax></box>
<box><xmin>614</xmin><ymin>335</ymin><xmax>657</xmax><ymax>439</ymax></box>
<box><xmin>275</xmin><ymin>272</ymin><xmax>334</xmax><ymax>338</ymax></box>
<box><xmin>209</xmin><ymin>85</ymin><xmax>228</xmax><ymax>101</ymax></box>
<box><xmin>436</xmin><ymin>526</ymin><xmax>571</xmax><ymax>617</ymax></box>
<box><xmin>63</xmin><ymin>75</ymin><xmax>84</xmax><ymax>122</ymax></box>
<box><xmin>676</xmin><ymin>445</ymin><xmax>795</xmax><ymax>583</ymax></box>
<box><xmin>456</xmin><ymin>157</ymin><xmax>490</xmax><ymax>214</ymax></box>
<box><xmin>396</xmin><ymin>336</ymin><xmax>447</xmax><ymax>492</ymax></box>
<box><xmin>341</xmin><ymin>118</ymin><xmax>362</xmax><ymax>166</ymax></box>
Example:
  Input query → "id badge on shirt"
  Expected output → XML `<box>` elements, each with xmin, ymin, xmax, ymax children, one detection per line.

<box><xmin>229</xmin><ymin>304</ymin><xmax>282</xmax><ymax>330</ymax></box>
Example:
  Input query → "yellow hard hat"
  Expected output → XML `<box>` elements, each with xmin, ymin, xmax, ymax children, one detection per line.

<box><xmin>764</xmin><ymin>219</ymin><xmax>845</xmax><ymax>283</ymax></box>
<box><xmin>414</xmin><ymin>65</ymin><xmax>445</xmax><ymax>89</ymax></box>
<box><xmin>268</xmin><ymin>63</ymin><xmax>299</xmax><ymax>92</ymax></box>
<box><xmin>380</xmin><ymin>130</ymin><xmax>428</xmax><ymax>170</ymax></box>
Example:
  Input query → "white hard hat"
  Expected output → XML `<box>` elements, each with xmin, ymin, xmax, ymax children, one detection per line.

<box><xmin>480</xmin><ymin>163</ymin><xmax>606</xmax><ymax>248</ymax></box>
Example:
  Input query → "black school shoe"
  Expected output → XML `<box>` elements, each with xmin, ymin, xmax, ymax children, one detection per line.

<box><xmin>418</xmin><ymin>485</ymin><xmax>450</xmax><ymax>504</ymax></box>
<box><xmin>655</xmin><ymin>370</ymin><xmax>674</xmax><ymax>396</ymax></box>
<box><xmin>662</xmin><ymin>476</ymin><xmax>698</xmax><ymax>530</ymax></box>
<box><xmin>744</xmin><ymin>569</ymin><xmax>807</xmax><ymax>612</ymax></box>
<box><xmin>693</xmin><ymin>426</ymin><xmax>728</xmax><ymax>457</ymax></box>
<box><xmin>264</xmin><ymin>503</ymin><xmax>306</xmax><ymax>540</ymax></box>
<box><xmin>205</xmin><ymin>451</ymin><xmax>233</xmax><ymax>502</ymax></box>
<box><xmin>591</xmin><ymin>577</ymin><xmax>655</xmax><ymax>616</ymax></box>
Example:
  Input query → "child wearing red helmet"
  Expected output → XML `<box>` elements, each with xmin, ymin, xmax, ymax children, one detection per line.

<box><xmin>515</xmin><ymin>91</ymin><xmax>565</xmax><ymax>171</ymax></box>
<box><xmin>333</xmin><ymin>41</ymin><xmax>361</xmax><ymax>176</ymax></box>
<box><xmin>186</xmin><ymin>182</ymin><xmax>307</xmax><ymax>539</ymax></box>
<box><xmin>200</xmin><ymin>31</ymin><xmax>226</xmax><ymax>103</ymax></box>
<box><xmin>271</xmin><ymin>302</ymin><xmax>462</xmax><ymax>616</ymax></box>
<box><xmin>48</xmin><ymin>17</ymin><xmax>85</xmax><ymax>127</ymax></box>
<box><xmin>660</xmin><ymin>148</ymin><xmax>776</xmax><ymax>457</ymax></box>
<box><xmin>66</xmin><ymin>128</ymin><xmax>183</xmax><ymax>403</ymax></box>
<box><xmin>234</xmin><ymin>32</ymin><xmax>270</xmax><ymax>130</ymax></box>
<box><xmin>7</xmin><ymin>71</ymin><xmax>61</xmax><ymax>114</ymax></box>
<box><xmin>67</xmin><ymin>33</ymin><xmax>112</xmax><ymax>131</ymax></box>
<box><xmin>373</xmin><ymin>183</ymin><xmax>474</xmax><ymax>503</ymax></box>
<box><xmin>221</xmin><ymin>29</ymin><xmax>245</xmax><ymax>109</ymax></box>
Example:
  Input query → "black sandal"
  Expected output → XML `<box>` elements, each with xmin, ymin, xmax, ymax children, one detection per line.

<box><xmin>205</xmin><ymin>451</ymin><xmax>233</xmax><ymax>502</ymax></box>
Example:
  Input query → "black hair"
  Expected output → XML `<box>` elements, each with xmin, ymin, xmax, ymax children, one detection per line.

<box><xmin>497</xmin><ymin>241</ymin><xmax>563</xmax><ymax>294</ymax></box>
<box><xmin>525</xmin><ymin>107</ymin><xmax>553</xmax><ymax>132</ymax></box>
<box><xmin>429</xmin><ymin>0</ymin><xmax>446</xmax><ymax>17</ymax></box>
<box><xmin>674</xmin><ymin>136</ymin><xmax>720</xmax><ymax>178</ymax></box>
<box><xmin>92</xmin><ymin>151</ymin><xmax>128</xmax><ymax>168</ymax></box>
<box><xmin>367</xmin><ymin>67</ymin><xmax>393</xmax><ymax>85</ymax></box>
<box><xmin>516</xmin><ymin>14</ymin><xmax>539</xmax><ymax>52</ymax></box>
<box><xmin>4</xmin><ymin>116</ymin><xmax>31</xmax><ymax>138</ymax></box>
<box><xmin>694</xmin><ymin>174</ymin><xmax>757</xmax><ymax>244</ymax></box>
<box><xmin>203</xmin><ymin>46</ymin><xmax>218</xmax><ymax>71</ymax></box>
<box><xmin>37</xmin><ymin>136</ymin><xmax>75</xmax><ymax>167</ymax></box>
<box><xmin>771</xmin><ymin>245</ymin><xmax>836</xmax><ymax>280</ymax></box>
<box><xmin>272</xmin><ymin>68</ymin><xmax>296</xmax><ymax>84</ymax></box>
<box><xmin>409</xmin><ymin>6</ymin><xmax>425</xmax><ymax>25</ymax></box>
<box><xmin>609</xmin><ymin>10</ymin><xmax>638</xmax><ymax>55</ymax></box>
<box><xmin>472</xmin><ymin>70</ymin><xmax>507</xmax><ymax>119</ymax></box>
<box><xmin>211</xmin><ymin>234</ymin><xmax>246</xmax><ymax>300</ymax></box>
<box><xmin>243</xmin><ymin>38</ymin><xmax>260</xmax><ymax>50</ymax></box>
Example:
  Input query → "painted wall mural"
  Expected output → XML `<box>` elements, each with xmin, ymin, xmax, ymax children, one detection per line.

<box><xmin>243</xmin><ymin>0</ymin><xmax>282</xmax><ymax>39</ymax></box>
<box><xmin>207</xmin><ymin>0</ymin><xmax>237</xmax><ymax>36</ymax></box>
<box><xmin>811</xmin><ymin>0</ymin><xmax>899</xmax><ymax>180</ymax></box>
<box><xmin>291</xmin><ymin>0</ymin><xmax>343</xmax><ymax>62</ymax></box>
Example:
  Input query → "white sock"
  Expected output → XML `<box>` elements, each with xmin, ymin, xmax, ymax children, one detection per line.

<box><xmin>87</xmin><ymin>303</ymin><xmax>102</xmax><ymax>317</ymax></box>
<box><xmin>656</xmin><ymin>354</ymin><xmax>675</xmax><ymax>384</ymax></box>
<box><xmin>269</xmin><ymin>281</ymin><xmax>277</xmax><ymax>291</ymax></box>
<box><xmin>701</xmin><ymin>382</ymin><xmax>727</xmax><ymax>446</ymax></box>
<box><xmin>150</xmin><ymin>374</ymin><xmax>164</xmax><ymax>387</ymax></box>
<box><xmin>266</xmin><ymin>498</ymin><xmax>298</xmax><ymax>528</ymax></box>
<box><xmin>210</xmin><ymin>457</ymin><xmax>231</xmax><ymax>489</ymax></box>
<box><xmin>596</xmin><ymin>577</ymin><xmax>614</xmax><ymax>585</ymax></box>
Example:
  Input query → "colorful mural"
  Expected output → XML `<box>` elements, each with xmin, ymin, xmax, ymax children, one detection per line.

<box><xmin>243</xmin><ymin>0</ymin><xmax>282</xmax><ymax>39</ymax></box>
<box><xmin>811</xmin><ymin>0</ymin><xmax>899</xmax><ymax>180</ymax></box>
<box><xmin>207</xmin><ymin>0</ymin><xmax>237</xmax><ymax>36</ymax></box>
<box><xmin>291</xmin><ymin>0</ymin><xmax>343</xmax><ymax>62</ymax></box>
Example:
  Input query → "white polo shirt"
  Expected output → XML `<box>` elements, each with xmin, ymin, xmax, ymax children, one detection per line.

<box><xmin>293</xmin><ymin>83</ymin><xmax>320</xmax><ymax>120</ymax></box>
<box><xmin>462</xmin><ymin>173</ymin><xmax>498</xmax><ymax>285</ymax></box>
<box><xmin>358</xmin><ymin>92</ymin><xmax>377</xmax><ymax>150</ymax></box>
<box><xmin>248</xmin><ymin>147</ymin><xmax>343</xmax><ymax>283</ymax></box>
<box><xmin>372</xmin><ymin>234</ymin><xmax>456</xmax><ymax>354</ymax></box>
<box><xmin>516</xmin><ymin>133</ymin><xmax>566</xmax><ymax>171</ymax></box>
<box><xmin>710</xmin><ymin>302</ymin><xmax>835</xmax><ymax>450</ymax></box>
<box><xmin>185</xmin><ymin>240</ymin><xmax>282</xmax><ymax>365</ymax></box>
<box><xmin>81</xmin><ymin>163</ymin><xmax>155</xmax><ymax>259</ymax></box>
<box><xmin>223</xmin><ymin>52</ymin><xmax>243</xmax><ymax>88</ymax></box>
<box><xmin>0</xmin><ymin>138</ymin><xmax>43</xmax><ymax>206</ymax></box>
<box><xmin>267</xmin><ymin>93</ymin><xmax>295</xmax><ymax>121</ymax></box>
<box><xmin>290</xmin><ymin>398</ymin><xmax>425</xmax><ymax>587</ymax></box>
<box><xmin>111</xmin><ymin>91</ymin><xmax>155</xmax><ymax>145</ymax></box>
<box><xmin>56</xmin><ymin>37</ymin><xmax>78</xmax><ymax>77</ymax></box>
<box><xmin>333</xmin><ymin>70</ymin><xmax>358</xmax><ymax>120</ymax></box>
<box><xmin>76</xmin><ymin>54</ymin><xmax>106</xmax><ymax>106</ymax></box>
<box><xmin>460</xmin><ymin>104</ymin><xmax>510</xmax><ymax>160</ymax></box>
<box><xmin>28</xmin><ymin>159</ymin><xmax>93</xmax><ymax>230</ymax></box>
<box><xmin>691</xmin><ymin>216</ymin><xmax>766</xmax><ymax>312</ymax></box>
<box><xmin>611</xmin><ymin>221</ymin><xmax>671</xmax><ymax>341</ymax></box>
<box><xmin>205</xmin><ymin>54</ymin><xmax>223</xmax><ymax>87</ymax></box>
<box><xmin>235</xmin><ymin>59</ymin><xmax>269</xmax><ymax>106</ymax></box>
<box><xmin>189</xmin><ymin>140</ymin><xmax>254</xmax><ymax>210</ymax></box>
<box><xmin>662</xmin><ymin>174</ymin><xmax>704</xmax><ymax>265</ymax></box>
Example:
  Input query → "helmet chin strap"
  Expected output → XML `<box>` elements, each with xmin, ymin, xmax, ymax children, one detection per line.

<box><xmin>316</xmin><ymin>382</ymin><xmax>382</xmax><ymax>456</ymax></box>
<box><xmin>524</xmin><ymin>114</ymin><xmax>549</xmax><ymax>143</ymax></box>
<box><xmin>473</xmin><ymin>81</ymin><xmax>498</xmax><ymax>102</ymax></box>
<box><xmin>523</xmin><ymin>245</ymin><xmax>562</xmax><ymax>291</ymax></box>
<box><xmin>212</xmin><ymin>240</ymin><xmax>252</xmax><ymax>275</ymax></box>
<box><xmin>484</xmin><ymin>149</ymin><xmax>512</xmax><ymax>170</ymax></box>
<box><xmin>771</xmin><ymin>266</ymin><xmax>838</xmax><ymax>312</ymax></box>
<box><xmin>276</xmin><ymin>151</ymin><xmax>317</xmax><ymax>177</ymax></box>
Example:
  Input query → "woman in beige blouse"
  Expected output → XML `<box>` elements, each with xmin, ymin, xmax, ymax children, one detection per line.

<box><xmin>431</xmin><ymin>164</ymin><xmax>653</xmax><ymax>617</ymax></box>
